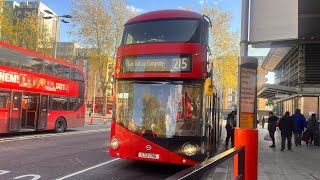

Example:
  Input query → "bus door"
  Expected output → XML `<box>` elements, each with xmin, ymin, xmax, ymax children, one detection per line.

<box><xmin>9</xmin><ymin>91</ymin><xmax>22</xmax><ymax>131</ymax></box>
<box><xmin>38</xmin><ymin>95</ymin><xmax>48</xmax><ymax>130</ymax></box>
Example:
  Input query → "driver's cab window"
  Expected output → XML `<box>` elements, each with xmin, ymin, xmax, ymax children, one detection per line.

<box><xmin>126</xmin><ymin>34</ymin><xmax>134</xmax><ymax>45</ymax></box>
<box><xmin>201</xmin><ymin>20</ymin><xmax>209</xmax><ymax>46</ymax></box>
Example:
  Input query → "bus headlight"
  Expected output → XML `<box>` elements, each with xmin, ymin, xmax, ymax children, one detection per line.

<box><xmin>111</xmin><ymin>137</ymin><xmax>119</xmax><ymax>150</ymax></box>
<box><xmin>183</xmin><ymin>144</ymin><xmax>197</xmax><ymax>156</ymax></box>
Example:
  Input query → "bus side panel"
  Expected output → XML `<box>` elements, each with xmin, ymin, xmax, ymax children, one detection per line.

<box><xmin>46</xmin><ymin>108</ymin><xmax>85</xmax><ymax>130</ymax></box>
<box><xmin>0</xmin><ymin>109</ymin><xmax>10</xmax><ymax>133</ymax></box>
<box><xmin>109</xmin><ymin>121</ymin><xmax>198</xmax><ymax>165</ymax></box>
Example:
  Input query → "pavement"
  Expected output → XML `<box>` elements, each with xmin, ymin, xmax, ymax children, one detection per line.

<box><xmin>211</xmin><ymin>123</ymin><xmax>320</xmax><ymax>180</ymax></box>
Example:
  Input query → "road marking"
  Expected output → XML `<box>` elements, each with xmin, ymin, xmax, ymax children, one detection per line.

<box><xmin>0</xmin><ymin>170</ymin><xmax>10</xmax><ymax>175</ymax></box>
<box><xmin>0</xmin><ymin>128</ymin><xmax>109</xmax><ymax>143</ymax></box>
<box><xmin>56</xmin><ymin>158</ymin><xmax>120</xmax><ymax>180</ymax></box>
<box><xmin>13</xmin><ymin>174</ymin><xmax>41</xmax><ymax>180</ymax></box>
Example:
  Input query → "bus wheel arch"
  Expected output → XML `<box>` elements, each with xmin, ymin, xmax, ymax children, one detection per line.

<box><xmin>54</xmin><ymin>117</ymin><xmax>67</xmax><ymax>133</ymax></box>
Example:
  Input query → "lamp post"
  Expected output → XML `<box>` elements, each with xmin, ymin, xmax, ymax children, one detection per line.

<box><xmin>43</xmin><ymin>10</ymin><xmax>72</xmax><ymax>58</ymax></box>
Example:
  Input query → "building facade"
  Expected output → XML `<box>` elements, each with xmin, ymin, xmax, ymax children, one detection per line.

<box><xmin>257</xmin><ymin>0</ymin><xmax>320</xmax><ymax>118</ymax></box>
<box><xmin>16</xmin><ymin>1</ymin><xmax>58</xmax><ymax>43</ymax></box>
<box><xmin>259</xmin><ymin>45</ymin><xmax>320</xmax><ymax>118</ymax></box>
<box><xmin>56</xmin><ymin>42</ymin><xmax>114</xmax><ymax>109</ymax></box>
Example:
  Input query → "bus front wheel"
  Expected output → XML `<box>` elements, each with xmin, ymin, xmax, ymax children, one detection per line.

<box><xmin>55</xmin><ymin>117</ymin><xmax>67</xmax><ymax>133</ymax></box>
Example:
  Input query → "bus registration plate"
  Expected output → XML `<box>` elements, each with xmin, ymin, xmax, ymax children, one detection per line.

<box><xmin>138</xmin><ymin>152</ymin><xmax>160</xmax><ymax>159</ymax></box>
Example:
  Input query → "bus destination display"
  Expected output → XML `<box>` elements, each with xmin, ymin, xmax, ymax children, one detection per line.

<box><xmin>121</xmin><ymin>55</ymin><xmax>191</xmax><ymax>73</ymax></box>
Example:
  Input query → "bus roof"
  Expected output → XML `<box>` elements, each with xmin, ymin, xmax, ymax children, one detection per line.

<box><xmin>0</xmin><ymin>41</ymin><xmax>84</xmax><ymax>73</ymax></box>
<box><xmin>126</xmin><ymin>10</ymin><xmax>203</xmax><ymax>25</ymax></box>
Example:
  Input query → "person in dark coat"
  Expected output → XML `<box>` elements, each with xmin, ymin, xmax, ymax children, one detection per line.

<box><xmin>278</xmin><ymin>111</ymin><xmax>294</xmax><ymax>151</ymax></box>
<box><xmin>307</xmin><ymin>113</ymin><xmax>319</xmax><ymax>145</ymax></box>
<box><xmin>225</xmin><ymin>114</ymin><xmax>232</xmax><ymax>148</ymax></box>
<box><xmin>268</xmin><ymin>111</ymin><xmax>278</xmax><ymax>148</ymax></box>
<box><xmin>225</xmin><ymin>111</ymin><xmax>236</xmax><ymax>148</ymax></box>
<box><xmin>292</xmin><ymin>109</ymin><xmax>307</xmax><ymax>146</ymax></box>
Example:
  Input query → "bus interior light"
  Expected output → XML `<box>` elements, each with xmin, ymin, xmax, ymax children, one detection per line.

<box><xmin>183</xmin><ymin>144</ymin><xmax>197</xmax><ymax>156</ymax></box>
<box><xmin>111</xmin><ymin>137</ymin><xmax>119</xmax><ymax>150</ymax></box>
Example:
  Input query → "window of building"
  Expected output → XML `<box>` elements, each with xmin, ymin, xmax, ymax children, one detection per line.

<box><xmin>228</xmin><ymin>88</ymin><xmax>235</xmax><ymax>95</ymax></box>
<box><xmin>228</xmin><ymin>95</ymin><xmax>234</xmax><ymax>102</ymax></box>
<box><xmin>228</xmin><ymin>102</ymin><xmax>234</xmax><ymax>109</ymax></box>
<box><xmin>74</xmin><ymin>59</ymin><xmax>80</xmax><ymax>66</ymax></box>
<box><xmin>83</xmin><ymin>60</ymin><xmax>88</xmax><ymax>66</ymax></box>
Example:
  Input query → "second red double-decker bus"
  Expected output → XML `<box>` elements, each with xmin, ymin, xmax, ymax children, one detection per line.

<box><xmin>0</xmin><ymin>42</ymin><xmax>85</xmax><ymax>134</ymax></box>
<box><xmin>110</xmin><ymin>10</ymin><xmax>222</xmax><ymax>165</ymax></box>
<box><xmin>91</xmin><ymin>96</ymin><xmax>113</xmax><ymax>115</ymax></box>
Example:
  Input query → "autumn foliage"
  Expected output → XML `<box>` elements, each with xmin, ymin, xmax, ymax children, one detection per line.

<box><xmin>201</xmin><ymin>7</ymin><xmax>239</xmax><ymax>91</ymax></box>
<box><xmin>0</xmin><ymin>0</ymin><xmax>54</xmax><ymax>56</ymax></box>
<box><xmin>70</xmin><ymin>0</ymin><xmax>133</xmax><ymax>115</ymax></box>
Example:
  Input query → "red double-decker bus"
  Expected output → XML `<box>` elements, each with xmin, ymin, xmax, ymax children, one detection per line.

<box><xmin>0</xmin><ymin>42</ymin><xmax>85</xmax><ymax>133</ymax></box>
<box><xmin>109</xmin><ymin>10</ymin><xmax>222</xmax><ymax>165</ymax></box>
<box><xmin>91</xmin><ymin>96</ymin><xmax>113</xmax><ymax>115</ymax></box>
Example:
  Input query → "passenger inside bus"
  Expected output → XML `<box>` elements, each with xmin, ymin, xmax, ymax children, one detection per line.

<box><xmin>176</xmin><ymin>92</ymin><xmax>194</xmax><ymax>121</ymax></box>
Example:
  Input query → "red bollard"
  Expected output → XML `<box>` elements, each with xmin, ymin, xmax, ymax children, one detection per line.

<box><xmin>234</xmin><ymin>128</ymin><xmax>258</xmax><ymax>180</ymax></box>
<box><xmin>104</xmin><ymin>118</ymin><xmax>107</xmax><ymax>125</ymax></box>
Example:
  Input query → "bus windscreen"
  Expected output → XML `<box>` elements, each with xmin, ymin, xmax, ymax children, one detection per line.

<box><xmin>122</xmin><ymin>19</ymin><xmax>201</xmax><ymax>45</ymax></box>
<box><xmin>116</xmin><ymin>80</ymin><xmax>203</xmax><ymax>138</ymax></box>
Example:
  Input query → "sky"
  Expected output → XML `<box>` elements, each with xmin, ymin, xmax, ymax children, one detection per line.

<box><xmin>18</xmin><ymin>0</ymin><xmax>273</xmax><ymax>82</ymax></box>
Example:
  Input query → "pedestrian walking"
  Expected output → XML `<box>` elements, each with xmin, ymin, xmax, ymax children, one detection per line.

<box><xmin>278</xmin><ymin>111</ymin><xmax>294</xmax><ymax>151</ymax></box>
<box><xmin>268</xmin><ymin>111</ymin><xmax>278</xmax><ymax>148</ymax></box>
<box><xmin>292</xmin><ymin>109</ymin><xmax>307</xmax><ymax>146</ymax></box>
<box><xmin>307</xmin><ymin>113</ymin><xmax>319</xmax><ymax>145</ymax></box>
<box><xmin>225</xmin><ymin>111</ymin><xmax>236</xmax><ymax>148</ymax></box>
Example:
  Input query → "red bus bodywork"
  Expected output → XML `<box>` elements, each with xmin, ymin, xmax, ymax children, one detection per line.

<box><xmin>110</xmin><ymin>10</ymin><xmax>221</xmax><ymax>165</ymax></box>
<box><xmin>0</xmin><ymin>41</ymin><xmax>86</xmax><ymax>133</ymax></box>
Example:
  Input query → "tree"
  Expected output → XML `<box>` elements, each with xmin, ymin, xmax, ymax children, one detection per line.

<box><xmin>201</xmin><ymin>7</ymin><xmax>239</xmax><ymax>91</ymax></box>
<box><xmin>0</xmin><ymin>0</ymin><xmax>4</xmax><ymax>23</ymax></box>
<box><xmin>71</xmin><ymin>0</ymin><xmax>133</xmax><ymax>115</ymax></box>
<box><xmin>0</xmin><ymin>0</ymin><xmax>15</xmax><ymax>44</ymax></box>
<box><xmin>0</xmin><ymin>3</ymin><xmax>53</xmax><ymax>55</ymax></box>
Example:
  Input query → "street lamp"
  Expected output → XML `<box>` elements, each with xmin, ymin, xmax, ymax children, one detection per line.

<box><xmin>42</xmin><ymin>10</ymin><xmax>72</xmax><ymax>58</ymax></box>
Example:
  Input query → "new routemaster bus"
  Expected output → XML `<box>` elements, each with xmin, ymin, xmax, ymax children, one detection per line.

<box><xmin>0</xmin><ymin>42</ymin><xmax>85</xmax><ymax>134</ymax></box>
<box><xmin>109</xmin><ymin>10</ymin><xmax>222</xmax><ymax>165</ymax></box>
<box><xmin>91</xmin><ymin>96</ymin><xmax>113</xmax><ymax>115</ymax></box>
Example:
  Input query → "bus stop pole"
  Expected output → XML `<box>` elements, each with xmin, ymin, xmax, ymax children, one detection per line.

<box><xmin>234</xmin><ymin>0</ymin><xmax>258</xmax><ymax>179</ymax></box>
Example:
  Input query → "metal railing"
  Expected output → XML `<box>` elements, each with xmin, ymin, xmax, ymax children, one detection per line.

<box><xmin>166</xmin><ymin>146</ymin><xmax>245</xmax><ymax>180</ymax></box>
